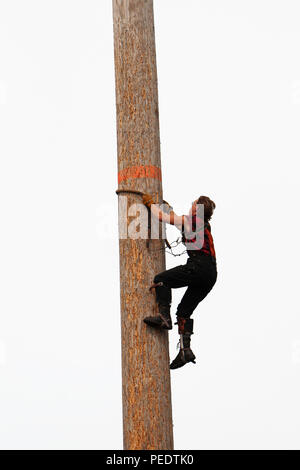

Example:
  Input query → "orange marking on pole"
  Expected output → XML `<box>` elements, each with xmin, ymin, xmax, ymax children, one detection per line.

<box><xmin>118</xmin><ymin>165</ymin><xmax>162</xmax><ymax>184</ymax></box>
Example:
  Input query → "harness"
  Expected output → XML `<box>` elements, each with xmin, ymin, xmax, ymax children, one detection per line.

<box><xmin>182</xmin><ymin>216</ymin><xmax>216</xmax><ymax>260</ymax></box>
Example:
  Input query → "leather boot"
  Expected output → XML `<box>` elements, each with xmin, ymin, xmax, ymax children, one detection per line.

<box><xmin>170</xmin><ymin>317</ymin><xmax>196</xmax><ymax>369</ymax></box>
<box><xmin>143</xmin><ymin>304</ymin><xmax>172</xmax><ymax>330</ymax></box>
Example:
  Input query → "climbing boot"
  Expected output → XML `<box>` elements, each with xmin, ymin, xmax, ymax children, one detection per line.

<box><xmin>170</xmin><ymin>317</ymin><xmax>196</xmax><ymax>369</ymax></box>
<box><xmin>143</xmin><ymin>304</ymin><xmax>172</xmax><ymax>330</ymax></box>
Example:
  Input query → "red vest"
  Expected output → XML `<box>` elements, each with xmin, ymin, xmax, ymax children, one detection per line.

<box><xmin>181</xmin><ymin>214</ymin><xmax>216</xmax><ymax>258</ymax></box>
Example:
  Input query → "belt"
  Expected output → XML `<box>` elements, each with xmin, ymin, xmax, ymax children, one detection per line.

<box><xmin>188</xmin><ymin>250</ymin><xmax>216</xmax><ymax>263</ymax></box>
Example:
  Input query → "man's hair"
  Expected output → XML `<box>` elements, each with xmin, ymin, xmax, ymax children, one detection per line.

<box><xmin>196</xmin><ymin>195</ymin><xmax>216</xmax><ymax>222</ymax></box>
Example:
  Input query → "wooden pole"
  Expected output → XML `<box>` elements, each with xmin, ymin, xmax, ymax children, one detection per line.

<box><xmin>112</xmin><ymin>0</ymin><xmax>174</xmax><ymax>450</ymax></box>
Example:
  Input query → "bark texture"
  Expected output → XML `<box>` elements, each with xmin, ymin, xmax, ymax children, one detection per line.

<box><xmin>112</xmin><ymin>0</ymin><xmax>174</xmax><ymax>450</ymax></box>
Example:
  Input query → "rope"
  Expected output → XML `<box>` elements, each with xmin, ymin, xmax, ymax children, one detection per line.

<box><xmin>116</xmin><ymin>188</ymin><xmax>169</xmax><ymax>206</ymax></box>
<box><xmin>115</xmin><ymin>188</ymin><xmax>186</xmax><ymax>256</ymax></box>
<box><xmin>116</xmin><ymin>189</ymin><xmax>144</xmax><ymax>197</ymax></box>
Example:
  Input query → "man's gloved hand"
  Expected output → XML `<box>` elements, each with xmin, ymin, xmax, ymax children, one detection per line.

<box><xmin>162</xmin><ymin>200</ymin><xmax>173</xmax><ymax>214</ymax></box>
<box><xmin>142</xmin><ymin>193</ymin><xmax>155</xmax><ymax>208</ymax></box>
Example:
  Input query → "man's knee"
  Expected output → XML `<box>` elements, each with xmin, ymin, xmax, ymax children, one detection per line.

<box><xmin>154</xmin><ymin>273</ymin><xmax>163</xmax><ymax>284</ymax></box>
<box><xmin>176</xmin><ymin>308</ymin><xmax>192</xmax><ymax>319</ymax></box>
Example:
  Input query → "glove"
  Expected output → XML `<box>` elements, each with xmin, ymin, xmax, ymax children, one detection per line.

<box><xmin>142</xmin><ymin>193</ymin><xmax>155</xmax><ymax>208</ymax></box>
<box><xmin>162</xmin><ymin>200</ymin><xmax>173</xmax><ymax>214</ymax></box>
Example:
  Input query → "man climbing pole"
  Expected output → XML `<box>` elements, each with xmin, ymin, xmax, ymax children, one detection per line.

<box><xmin>142</xmin><ymin>194</ymin><xmax>218</xmax><ymax>370</ymax></box>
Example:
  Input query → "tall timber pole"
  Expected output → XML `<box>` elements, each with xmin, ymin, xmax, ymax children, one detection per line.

<box><xmin>112</xmin><ymin>0</ymin><xmax>174</xmax><ymax>450</ymax></box>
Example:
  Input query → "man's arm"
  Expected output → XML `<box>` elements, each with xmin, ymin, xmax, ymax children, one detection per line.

<box><xmin>142</xmin><ymin>193</ymin><xmax>191</xmax><ymax>231</ymax></box>
<box><xmin>150</xmin><ymin>205</ymin><xmax>190</xmax><ymax>231</ymax></box>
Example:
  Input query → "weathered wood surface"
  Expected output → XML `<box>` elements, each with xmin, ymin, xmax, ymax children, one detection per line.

<box><xmin>112</xmin><ymin>0</ymin><xmax>174</xmax><ymax>450</ymax></box>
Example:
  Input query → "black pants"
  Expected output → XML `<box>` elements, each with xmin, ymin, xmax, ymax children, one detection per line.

<box><xmin>153</xmin><ymin>254</ymin><xmax>217</xmax><ymax>318</ymax></box>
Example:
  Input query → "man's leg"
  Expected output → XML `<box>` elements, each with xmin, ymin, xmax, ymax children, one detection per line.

<box><xmin>170</xmin><ymin>284</ymin><xmax>211</xmax><ymax>369</ymax></box>
<box><xmin>152</xmin><ymin>262</ymin><xmax>200</xmax><ymax>305</ymax></box>
<box><xmin>143</xmin><ymin>264</ymin><xmax>193</xmax><ymax>330</ymax></box>
<box><xmin>176</xmin><ymin>284</ymin><xmax>211</xmax><ymax>318</ymax></box>
<box><xmin>170</xmin><ymin>317</ymin><xmax>196</xmax><ymax>369</ymax></box>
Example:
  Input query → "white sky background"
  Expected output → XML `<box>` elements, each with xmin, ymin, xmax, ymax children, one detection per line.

<box><xmin>0</xmin><ymin>0</ymin><xmax>300</xmax><ymax>450</ymax></box>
